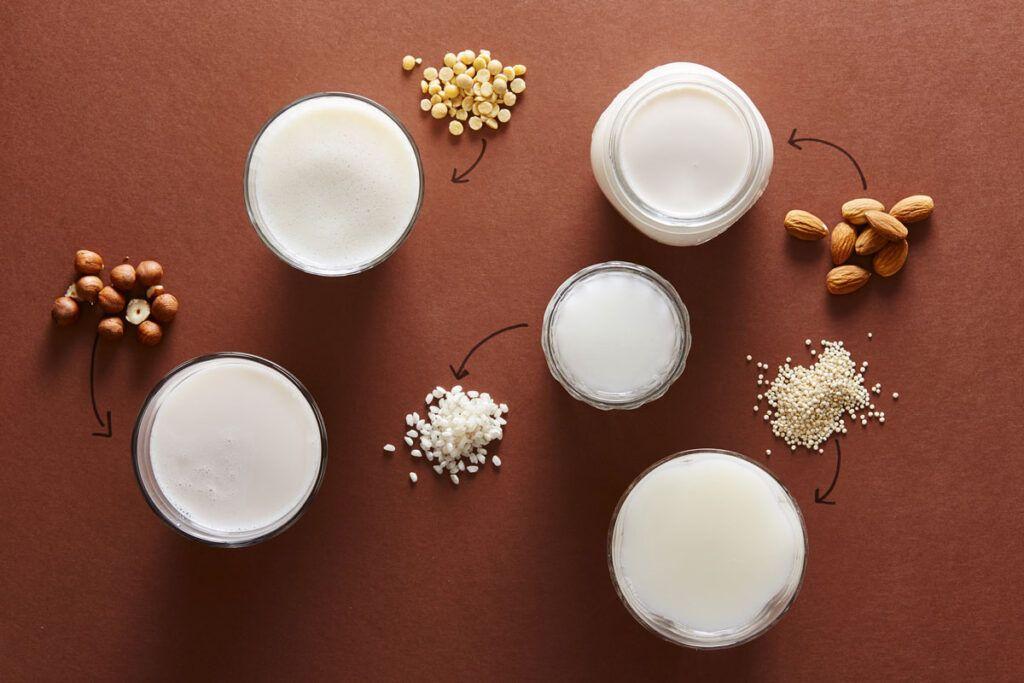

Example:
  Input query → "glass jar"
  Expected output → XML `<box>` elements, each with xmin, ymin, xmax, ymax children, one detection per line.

<box><xmin>591</xmin><ymin>63</ymin><xmax>773</xmax><ymax>246</ymax></box>
<box><xmin>608</xmin><ymin>449</ymin><xmax>807</xmax><ymax>648</ymax></box>
<box><xmin>244</xmin><ymin>92</ymin><xmax>424</xmax><ymax>276</ymax></box>
<box><xmin>541</xmin><ymin>261</ymin><xmax>691</xmax><ymax>410</ymax></box>
<box><xmin>132</xmin><ymin>353</ymin><xmax>328</xmax><ymax>547</ymax></box>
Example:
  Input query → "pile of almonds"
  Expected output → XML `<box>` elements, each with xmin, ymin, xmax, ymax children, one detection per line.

<box><xmin>784</xmin><ymin>195</ymin><xmax>934</xmax><ymax>294</ymax></box>
<box><xmin>51</xmin><ymin>249</ymin><xmax>179</xmax><ymax>346</ymax></box>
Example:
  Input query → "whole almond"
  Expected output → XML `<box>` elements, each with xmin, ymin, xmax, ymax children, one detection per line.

<box><xmin>841</xmin><ymin>198</ymin><xmax>885</xmax><ymax>226</ymax></box>
<box><xmin>889</xmin><ymin>195</ymin><xmax>934</xmax><ymax>223</ymax></box>
<box><xmin>784</xmin><ymin>210</ymin><xmax>828</xmax><ymax>240</ymax></box>
<box><xmin>830</xmin><ymin>222</ymin><xmax>856</xmax><ymax>265</ymax></box>
<box><xmin>873</xmin><ymin>239</ymin><xmax>909</xmax><ymax>277</ymax></box>
<box><xmin>854</xmin><ymin>227</ymin><xmax>889</xmax><ymax>255</ymax></box>
<box><xmin>864</xmin><ymin>210</ymin><xmax>908</xmax><ymax>240</ymax></box>
<box><xmin>826</xmin><ymin>265</ymin><xmax>871</xmax><ymax>295</ymax></box>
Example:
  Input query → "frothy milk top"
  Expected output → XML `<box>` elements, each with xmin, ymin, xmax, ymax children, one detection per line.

<box><xmin>149</xmin><ymin>359</ymin><xmax>322</xmax><ymax>533</ymax></box>
<box><xmin>550</xmin><ymin>270</ymin><xmax>681</xmax><ymax>396</ymax></box>
<box><xmin>247</xmin><ymin>95</ymin><xmax>420</xmax><ymax>273</ymax></box>
<box><xmin>615</xmin><ymin>452</ymin><xmax>804</xmax><ymax>633</ymax></box>
<box><xmin>619</xmin><ymin>85</ymin><xmax>752</xmax><ymax>217</ymax></box>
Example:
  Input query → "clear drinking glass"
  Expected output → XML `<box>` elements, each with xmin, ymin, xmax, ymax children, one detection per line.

<box><xmin>132</xmin><ymin>353</ymin><xmax>328</xmax><ymax>547</ymax></box>
<box><xmin>243</xmin><ymin>92</ymin><xmax>424</xmax><ymax>276</ymax></box>
<box><xmin>608</xmin><ymin>449</ymin><xmax>807</xmax><ymax>648</ymax></box>
<box><xmin>541</xmin><ymin>261</ymin><xmax>691</xmax><ymax>410</ymax></box>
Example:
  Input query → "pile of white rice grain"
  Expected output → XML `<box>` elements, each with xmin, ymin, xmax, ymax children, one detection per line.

<box><xmin>384</xmin><ymin>385</ymin><xmax>508</xmax><ymax>485</ymax></box>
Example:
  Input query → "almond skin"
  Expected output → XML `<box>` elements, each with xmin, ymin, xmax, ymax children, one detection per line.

<box><xmin>841</xmin><ymin>198</ymin><xmax>885</xmax><ymax>226</ymax></box>
<box><xmin>873</xmin><ymin>239</ymin><xmax>909</xmax><ymax>277</ymax></box>
<box><xmin>889</xmin><ymin>195</ymin><xmax>933</xmax><ymax>223</ymax></box>
<box><xmin>784</xmin><ymin>210</ymin><xmax>828</xmax><ymax>240</ymax></box>
<box><xmin>830</xmin><ymin>222</ymin><xmax>856</xmax><ymax>265</ymax></box>
<box><xmin>826</xmin><ymin>265</ymin><xmax>871</xmax><ymax>295</ymax></box>
<box><xmin>864</xmin><ymin>210</ymin><xmax>908</xmax><ymax>240</ymax></box>
<box><xmin>855</xmin><ymin>227</ymin><xmax>889</xmax><ymax>255</ymax></box>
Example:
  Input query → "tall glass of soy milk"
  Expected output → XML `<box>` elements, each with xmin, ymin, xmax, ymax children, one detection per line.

<box><xmin>542</xmin><ymin>262</ymin><xmax>690</xmax><ymax>410</ymax></box>
<box><xmin>245</xmin><ymin>93</ymin><xmax>423</xmax><ymax>276</ymax></box>
<box><xmin>591</xmin><ymin>63</ymin><xmax>773</xmax><ymax>246</ymax></box>
<box><xmin>133</xmin><ymin>354</ymin><xmax>327</xmax><ymax>546</ymax></box>
<box><xmin>609</xmin><ymin>450</ymin><xmax>806</xmax><ymax>648</ymax></box>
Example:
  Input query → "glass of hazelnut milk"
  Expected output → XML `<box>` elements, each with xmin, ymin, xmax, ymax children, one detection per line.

<box><xmin>591</xmin><ymin>63</ymin><xmax>773</xmax><ymax>246</ymax></box>
<box><xmin>133</xmin><ymin>353</ymin><xmax>327</xmax><ymax>546</ymax></box>
<box><xmin>244</xmin><ymin>92</ymin><xmax>424</xmax><ymax>276</ymax></box>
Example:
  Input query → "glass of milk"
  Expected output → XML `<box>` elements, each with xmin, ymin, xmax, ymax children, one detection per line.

<box><xmin>609</xmin><ymin>450</ymin><xmax>807</xmax><ymax>648</ymax></box>
<box><xmin>244</xmin><ymin>92</ymin><xmax>424</xmax><ymax>276</ymax></box>
<box><xmin>591</xmin><ymin>63</ymin><xmax>773</xmax><ymax>246</ymax></box>
<box><xmin>542</xmin><ymin>262</ymin><xmax>690</xmax><ymax>410</ymax></box>
<box><xmin>132</xmin><ymin>353</ymin><xmax>328</xmax><ymax>546</ymax></box>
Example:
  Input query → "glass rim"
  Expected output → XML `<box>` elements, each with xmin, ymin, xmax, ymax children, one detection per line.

<box><xmin>607</xmin><ymin>448</ymin><xmax>808</xmax><ymax>649</ymax></box>
<box><xmin>131</xmin><ymin>352</ymin><xmax>329</xmax><ymax>547</ymax></box>
<box><xmin>243</xmin><ymin>91</ymin><xmax>425</xmax><ymax>277</ymax></box>
<box><xmin>606</xmin><ymin>70</ymin><xmax>771</xmax><ymax>233</ymax></box>
<box><xmin>541</xmin><ymin>261</ymin><xmax>691</xmax><ymax>410</ymax></box>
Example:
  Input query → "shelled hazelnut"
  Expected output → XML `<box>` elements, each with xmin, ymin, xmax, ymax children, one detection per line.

<box><xmin>98</xmin><ymin>286</ymin><xmax>126</xmax><ymax>314</ymax></box>
<box><xmin>74</xmin><ymin>250</ymin><xmax>103</xmax><ymax>275</ymax></box>
<box><xmin>146</xmin><ymin>285</ymin><xmax>165</xmax><ymax>299</ymax></box>
<box><xmin>136</xmin><ymin>320</ymin><xmax>163</xmax><ymax>346</ymax></box>
<box><xmin>125</xmin><ymin>299</ymin><xmax>151</xmax><ymax>325</ymax></box>
<box><xmin>151</xmin><ymin>293</ymin><xmax>178</xmax><ymax>323</ymax></box>
<box><xmin>75</xmin><ymin>275</ymin><xmax>103</xmax><ymax>303</ymax></box>
<box><xmin>52</xmin><ymin>297</ymin><xmax>80</xmax><ymax>326</ymax></box>
<box><xmin>136</xmin><ymin>260</ymin><xmax>163</xmax><ymax>287</ymax></box>
<box><xmin>109</xmin><ymin>263</ymin><xmax>137</xmax><ymax>292</ymax></box>
<box><xmin>97</xmin><ymin>317</ymin><xmax>124</xmax><ymax>341</ymax></box>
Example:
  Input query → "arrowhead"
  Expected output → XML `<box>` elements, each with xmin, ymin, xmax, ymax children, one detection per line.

<box><xmin>92</xmin><ymin>410</ymin><xmax>113</xmax><ymax>438</ymax></box>
<box><xmin>788</xmin><ymin>128</ymin><xmax>802</xmax><ymax>150</ymax></box>
<box><xmin>448</xmin><ymin>365</ymin><xmax>470</xmax><ymax>380</ymax></box>
<box><xmin>813</xmin><ymin>488</ymin><xmax>834</xmax><ymax>505</ymax></box>
<box><xmin>450</xmin><ymin>168</ymin><xmax>469</xmax><ymax>184</ymax></box>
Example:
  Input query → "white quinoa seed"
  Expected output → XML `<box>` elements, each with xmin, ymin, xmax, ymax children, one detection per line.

<box><xmin>409</xmin><ymin>472</ymin><xmax>418</xmax><ymax>483</ymax></box>
<box><xmin>492</xmin><ymin>455</ymin><xmax>502</xmax><ymax>467</ymax></box>
<box><xmin>383</xmin><ymin>444</ymin><xmax>396</xmax><ymax>453</ymax></box>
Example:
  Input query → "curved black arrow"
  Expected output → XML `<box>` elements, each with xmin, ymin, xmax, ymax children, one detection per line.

<box><xmin>788</xmin><ymin>129</ymin><xmax>867</xmax><ymax>190</ymax></box>
<box><xmin>451</xmin><ymin>138</ymin><xmax>487</xmax><ymax>183</ymax></box>
<box><xmin>89</xmin><ymin>332</ymin><xmax>112</xmax><ymax>438</ymax></box>
<box><xmin>814</xmin><ymin>439</ymin><xmax>841</xmax><ymax>505</ymax></box>
<box><xmin>449</xmin><ymin>323</ymin><xmax>528</xmax><ymax>380</ymax></box>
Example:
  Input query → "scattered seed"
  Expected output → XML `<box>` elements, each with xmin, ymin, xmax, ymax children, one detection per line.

<box><xmin>409</xmin><ymin>472</ymin><xmax>418</xmax><ymax>483</ymax></box>
<box><xmin>383</xmin><ymin>444</ymin><xmax>396</xmax><ymax>453</ymax></box>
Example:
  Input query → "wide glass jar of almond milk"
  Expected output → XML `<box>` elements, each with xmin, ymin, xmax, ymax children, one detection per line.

<box><xmin>591</xmin><ymin>63</ymin><xmax>773</xmax><ymax>246</ymax></box>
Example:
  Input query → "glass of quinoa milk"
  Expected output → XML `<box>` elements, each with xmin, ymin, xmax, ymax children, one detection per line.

<box><xmin>133</xmin><ymin>354</ymin><xmax>327</xmax><ymax>546</ymax></box>
<box><xmin>244</xmin><ymin>92</ymin><xmax>423</xmax><ymax>276</ymax></box>
<box><xmin>609</xmin><ymin>450</ymin><xmax>806</xmax><ymax>648</ymax></box>
<box><xmin>591</xmin><ymin>63</ymin><xmax>773</xmax><ymax>246</ymax></box>
<box><xmin>542</xmin><ymin>262</ymin><xmax>690</xmax><ymax>410</ymax></box>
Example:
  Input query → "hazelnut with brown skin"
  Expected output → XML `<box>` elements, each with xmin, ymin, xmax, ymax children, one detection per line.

<box><xmin>98</xmin><ymin>286</ymin><xmax>126</xmax><ymax>314</ymax></box>
<box><xmin>136</xmin><ymin>260</ymin><xmax>163</xmax><ymax>287</ymax></box>
<box><xmin>136</xmin><ymin>320</ymin><xmax>163</xmax><ymax>346</ymax></box>
<box><xmin>109</xmin><ymin>263</ymin><xmax>137</xmax><ymax>292</ymax></box>
<box><xmin>52</xmin><ymin>296</ymin><xmax>80</xmax><ymax>326</ymax></box>
<box><xmin>97</xmin><ymin>317</ymin><xmax>124</xmax><ymax>341</ymax></box>
<box><xmin>74</xmin><ymin>250</ymin><xmax>104</xmax><ymax>275</ymax></box>
<box><xmin>75</xmin><ymin>275</ymin><xmax>103</xmax><ymax>303</ymax></box>
<box><xmin>146</xmin><ymin>284</ymin><xmax>165</xmax><ymax>300</ymax></box>
<box><xmin>151</xmin><ymin>293</ymin><xmax>178</xmax><ymax>323</ymax></box>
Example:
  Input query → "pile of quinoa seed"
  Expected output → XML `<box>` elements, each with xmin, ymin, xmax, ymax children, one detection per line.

<box><xmin>748</xmin><ymin>336</ymin><xmax>897</xmax><ymax>453</ymax></box>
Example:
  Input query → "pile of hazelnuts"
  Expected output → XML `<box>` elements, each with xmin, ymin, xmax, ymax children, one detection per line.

<box><xmin>51</xmin><ymin>249</ymin><xmax>179</xmax><ymax>346</ymax></box>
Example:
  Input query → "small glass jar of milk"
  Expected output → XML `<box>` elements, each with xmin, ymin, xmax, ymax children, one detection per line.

<box><xmin>244</xmin><ymin>92</ymin><xmax>424</xmax><ymax>276</ymax></box>
<box><xmin>609</xmin><ymin>450</ymin><xmax>807</xmax><ymax>648</ymax></box>
<box><xmin>591</xmin><ymin>63</ymin><xmax>773</xmax><ymax>246</ymax></box>
<box><xmin>133</xmin><ymin>353</ymin><xmax>328</xmax><ymax>546</ymax></box>
<box><xmin>542</xmin><ymin>262</ymin><xmax>690</xmax><ymax>410</ymax></box>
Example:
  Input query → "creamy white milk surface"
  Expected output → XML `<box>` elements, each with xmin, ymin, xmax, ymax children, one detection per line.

<box><xmin>247</xmin><ymin>94</ymin><xmax>420</xmax><ymax>274</ymax></box>
<box><xmin>613</xmin><ymin>451</ymin><xmax>805</xmax><ymax>636</ymax></box>
<box><xmin>550</xmin><ymin>269</ymin><xmax>681</xmax><ymax>396</ymax></box>
<box><xmin>149</xmin><ymin>358</ymin><xmax>322</xmax><ymax>533</ymax></box>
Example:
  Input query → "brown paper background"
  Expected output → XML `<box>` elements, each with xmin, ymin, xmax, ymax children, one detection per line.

<box><xmin>2</xmin><ymin>1</ymin><xmax>1023</xmax><ymax>679</ymax></box>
